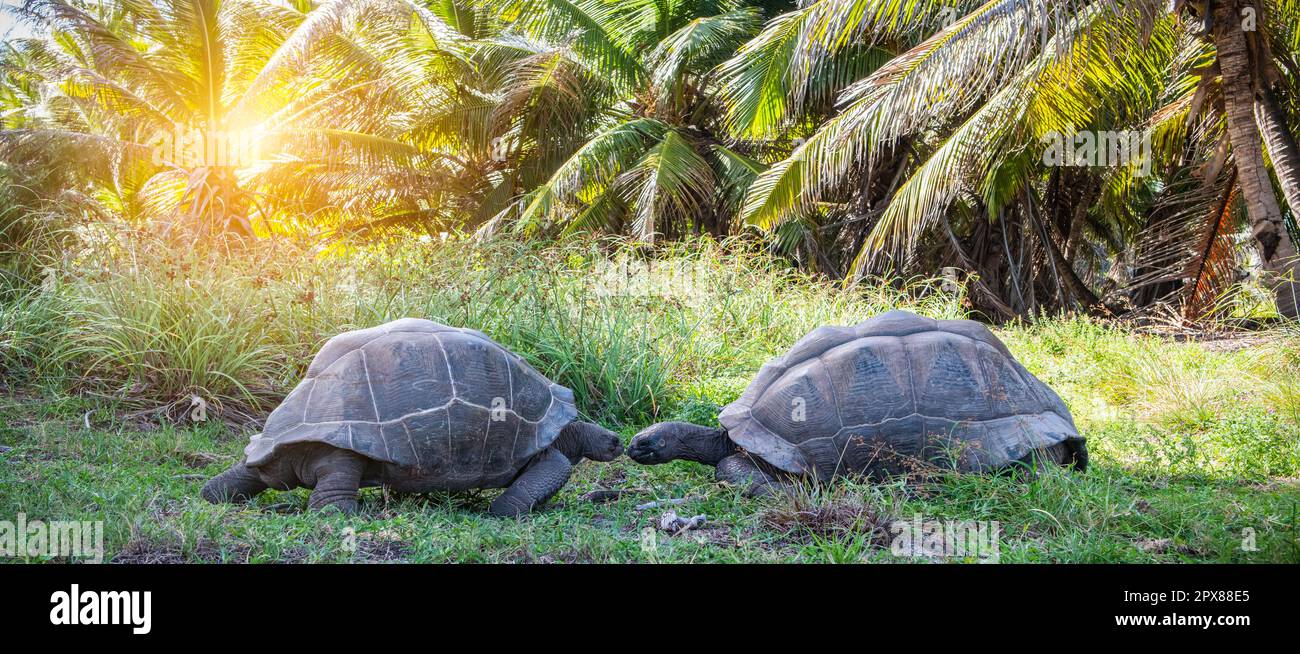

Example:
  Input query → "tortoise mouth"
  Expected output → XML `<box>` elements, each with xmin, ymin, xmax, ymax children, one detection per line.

<box><xmin>625</xmin><ymin>439</ymin><xmax>660</xmax><ymax>464</ymax></box>
<box><xmin>594</xmin><ymin>439</ymin><xmax>624</xmax><ymax>462</ymax></box>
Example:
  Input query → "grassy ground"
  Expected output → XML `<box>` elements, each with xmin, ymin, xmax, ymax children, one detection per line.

<box><xmin>2</xmin><ymin>234</ymin><xmax>1299</xmax><ymax>562</ymax></box>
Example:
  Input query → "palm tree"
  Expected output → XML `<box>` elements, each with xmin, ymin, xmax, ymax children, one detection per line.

<box><xmin>723</xmin><ymin>0</ymin><xmax>1300</xmax><ymax>319</ymax></box>
<box><xmin>1</xmin><ymin>0</ymin><xmax>303</xmax><ymax>237</ymax></box>
<box><xmin>243</xmin><ymin>0</ymin><xmax>756</xmax><ymax>240</ymax></box>
<box><xmin>230</xmin><ymin>0</ymin><xmax>491</xmax><ymax>238</ymax></box>
<box><xmin>1206</xmin><ymin>0</ymin><xmax>1300</xmax><ymax>317</ymax></box>
<box><xmin>0</xmin><ymin>0</ymin><xmax>490</xmax><ymax>241</ymax></box>
<box><xmin>481</xmin><ymin>0</ymin><xmax>767</xmax><ymax>242</ymax></box>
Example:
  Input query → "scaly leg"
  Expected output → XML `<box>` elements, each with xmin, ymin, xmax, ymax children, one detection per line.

<box><xmin>201</xmin><ymin>462</ymin><xmax>269</xmax><ymax>504</ymax></box>
<box><xmin>716</xmin><ymin>453</ymin><xmax>792</xmax><ymax>497</ymax></box>
<box><xmin>306</xmin><ymin>448</ymin><xmax>366</xmax><ymax>514</ymax></box>
<box><xmin>489</xmin><ymin>447</ymin><xmax>572</xmax><ymax>517</ymax></box>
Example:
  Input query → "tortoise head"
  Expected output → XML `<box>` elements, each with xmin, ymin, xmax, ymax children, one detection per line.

<box><xmin>626</xmin><ymin>422</ymin><xmax>675</xmax><ymax>464</ymax></box>
<box><xmin>557</xmin><ymin>421</ymin><xmax>624</xmax><ymax>462</ymax></box>
<box><xmin>628</xmin><ymin>422</ymin><xmax>733</xmax><ymax>466</ymax></box>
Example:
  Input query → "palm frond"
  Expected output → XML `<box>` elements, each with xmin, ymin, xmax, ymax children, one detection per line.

<box><xmin>515</xmin><ymin>117</ymin><xmax>668</xmax><ymax>231</ymax></box>
<box><xmin>488</xmin><ymin>0</ymin><xmax>646</xmax><ymax>91</ymax></box>
<box><xmin>625</xmin><ymin>128</ymin><xmax>715</xmax><ymax>240</ymax></box>
<box><xmin>648</xmin><ymin>8</ymin><xmax>761</xmax><ymax>104</ymax></box>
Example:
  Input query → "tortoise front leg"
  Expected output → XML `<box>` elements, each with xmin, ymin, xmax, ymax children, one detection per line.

<box><xmin>490</xmin><ymin>447</ymin><xmax>572</xmax><ymax>517</ymax></box>
<box><xmin>201</xmin><ymin>461</ymin><xmax>269</xmax><ymax>504</ymax></box>
<box><xmin>717</xmin><ymin>453</ymin><xmax>792</xmax><ymax>497</ymax></box>
<box><xmin>307</xmin><ymin>448</ymin><xmax>367</xmax><ymax>514</ymax></box>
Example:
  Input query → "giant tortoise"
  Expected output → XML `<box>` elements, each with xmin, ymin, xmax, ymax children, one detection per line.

<box><xmin>626</xmin><ymin>310</ymin><xmax>1086</xmax><ymax>494</ymax></box>
<box><xmin>202</xmin><ymin>318</ymin><xmax>621</xmax><ymax>516</ymax></box>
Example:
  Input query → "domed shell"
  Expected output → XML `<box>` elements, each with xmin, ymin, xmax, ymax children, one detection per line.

<box><xmin>718</xmin><ymin>310</ymin><xmax>1081</xmax><ymax>478</ymax></box>
<box><xmin>243</xmin><ymin>318</ymin><xmax>577</xmax><ymax>487</ymax></box>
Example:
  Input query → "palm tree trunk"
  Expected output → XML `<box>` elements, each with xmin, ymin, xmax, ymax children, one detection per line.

<box><xmin>1064</xmin><ymin>178</ymin><xmax>1098</xmax><ymax>264</ymax></box>
<box><xmin>1255</xmin><ymin>86</ymin><xmax>1300</xmax><ymax>218</ymax></box>
<box><xmin>1213</xmin><ymin>0</ymin><xmax>1300</xmax><ymax>318</ymax></box>
<box><xmin>1044</xmin><ymin>211</ymin><xmax>1102</xmax><ymax>310</ymax></box>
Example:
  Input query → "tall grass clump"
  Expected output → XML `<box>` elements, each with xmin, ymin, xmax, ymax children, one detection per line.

<box><xmin>55</xmin><ymin>235</ymin><xmax>299</xmax><ymax>419</ymax></box>
<box><xmin>0</xmin><ymin>187</ymin><xmax>79</xmax><ymax>386</ymax></box>
<box><xmin>0</xmin><ymin>285</ymin><xmax>69</xmax><ymax>387</ymax></box>
<box><xmin>38</xmin><ymin>231</ymin><xmax>960</xmax><ymax>427</ymax></box>
<box><xmin>1000</xmin><ymin>317</ymin><xmax>1300</xmax><ymax>481</ymax></box>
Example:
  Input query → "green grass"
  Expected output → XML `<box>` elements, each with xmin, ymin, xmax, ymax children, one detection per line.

<box><xmin>1</xmin><ymin>234</ymin><xmax>1298</xmax><ymax>563</ymax></box>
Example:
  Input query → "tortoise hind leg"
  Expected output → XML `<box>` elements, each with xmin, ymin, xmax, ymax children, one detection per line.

<box><xmin>307</xmin><ymin>448</ymin><xmax>367</xmax><ymax>514</ymax></box>
<box><xmin>1008</xmin><ymin>442</ymin><xmax>1083</xmax><ymax>478</ymax></box>
<box><xmin>202</xmin><ymin>462</ymin><xmax>269</xmax><ymax>504</ymax></box>
<box><xmin>717</xmin><ymin>454</ymin><xmax>792</xmax><ymax>497</ymax></box>
<box><xmin>1036</xmin><ymin>439</ymin><xmax>1088</xmax><ymax>471</ymax></box>
<box><xmin>1064</xmin><ymin>439</ymin><xmax>1088</xmax><ymax>471</ymax></box>
<box><xmin>490</xmin><ymin>447</ymin><xmax>572</xmax><ymax>517</ymax></box>
<box><xmin>1030</xmin><ymin>442</ymin><xmax>1071</xmax><ymax>467</ymax></box>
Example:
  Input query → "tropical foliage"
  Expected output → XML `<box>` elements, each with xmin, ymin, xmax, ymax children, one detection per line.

<box><xmin>2</xmin><ymin>0</ymin><xmax>1299</xmax><ymax>321</ymax></box>
<box><xmin>722</xmin><ymin>0</ymin><xmax>1300</xmax><ymax>320</ymax></box>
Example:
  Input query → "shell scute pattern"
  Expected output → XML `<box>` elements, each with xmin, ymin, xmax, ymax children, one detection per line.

<box><xmin>363</xmin><ymin>333</ymin><xmax>454</xmax><ymax>422</ymax></box>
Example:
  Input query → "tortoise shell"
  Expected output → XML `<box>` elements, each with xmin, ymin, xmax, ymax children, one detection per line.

<box><xmin>243</xmin><ymin>318</ymin><xmax>577</xmax><ymax>488</ymax></box>
<box><xmin>717</xmin><ymin>310</ymin><xmax>1084</xmax><ymax>478</ymax></box>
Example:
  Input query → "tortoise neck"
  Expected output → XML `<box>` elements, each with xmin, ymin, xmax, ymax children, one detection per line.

<box><xmin>671</xmin><ymin>424</ymin><xmax>736</xmax><ymax>466</ymax></box>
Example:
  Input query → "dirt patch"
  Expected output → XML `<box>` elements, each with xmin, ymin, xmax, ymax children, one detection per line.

<box><xmin>1135</xmin><ymin>326</ymin><xmax>1287</xmax><ymax>352</ymax></box>
<box><xmin>508</xmin><ymin>549</ymin><xmax>592</xmax><ymax>564</ymax></box>
<box><xmin>180</xmin><ymin>451</ymin><xmax>226</xmax><ymax>469</ymax></box>
<box><xmin>350</xmin><ymin>528</ymin><xmax>412</xmax><ymax>563</ymax></box>
<box><xmin>1251</xmin><ymin>477</ymin><xmax>1300</xmax><ymax>492</ymax></box>
<box><xmin>112</xmin><ymin>537</ymin><xmax>254</xmax><ymax>564</ymax></box>
<box><xmin>1132</xmin><ymin>538</ymin><xmax>1204</xmax><ymax>557</ymax></box>
<box><xmin>1193</xmin><ymin>333</ymin><xmax>1284</xmax><ymax>353</ymax></box>
<box><xmin>681</xmin><ymin>526</ymin><xmax>737</xmax><ymax>548</ymax></box>
<box><xmin>353</xmin><ymin>539</ymin><xmax>411</xmax><ymax>562</ymax></box>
